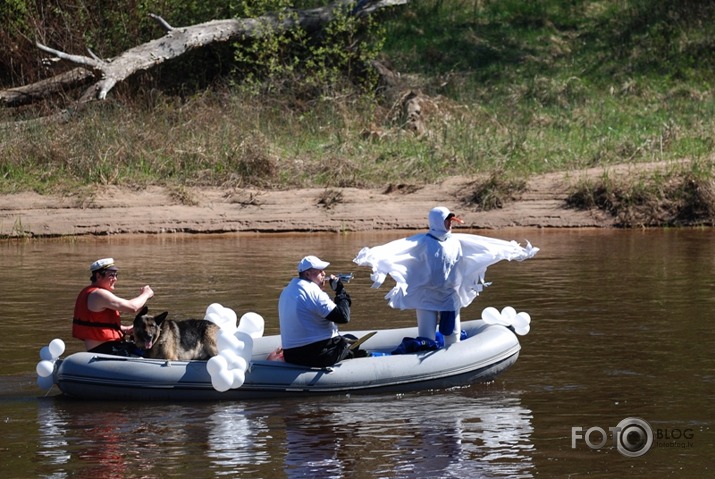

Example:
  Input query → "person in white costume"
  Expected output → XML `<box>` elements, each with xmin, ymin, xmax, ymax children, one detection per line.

<box><xmin>353</xmin><ymin>206</ymin><xmax>539</xmax><ymax>345</ymax></box>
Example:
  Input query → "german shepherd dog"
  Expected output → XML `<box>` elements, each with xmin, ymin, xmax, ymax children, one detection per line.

<box><xmin>132</xmin><ymin>307</ymin><xmax>219</xmax><ymax>360</ymax></box>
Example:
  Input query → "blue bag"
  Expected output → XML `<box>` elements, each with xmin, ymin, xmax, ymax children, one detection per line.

<box><xmin>391</xmin><ymin>332</ymin><xmax>445</xmax><ymax>355</ymax></box>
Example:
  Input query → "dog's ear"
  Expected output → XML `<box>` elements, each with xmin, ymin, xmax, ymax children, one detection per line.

<box><xmin>135</xmin><ymin>306</ymin><xmax>149</xmax><ymax>321</ymax></box>
<box><xmin>155</xmin><ymin>311</ymin><xmax>169</xmax><ymax>325</ymax></box>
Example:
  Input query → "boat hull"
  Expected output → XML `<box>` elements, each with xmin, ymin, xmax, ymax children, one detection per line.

<box><xmin>54</xmin><ymin>320</ymin><xmax>520</xmax><ymax>400</ymax></box>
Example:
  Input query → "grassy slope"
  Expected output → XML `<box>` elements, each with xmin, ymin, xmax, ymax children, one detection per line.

<box><xmin>383</xmin><ymin>0</ymin><xmax>715</xmax><ymax>168</ymax></box>
<box><xmin>1</xmin><ymin>0</ymin><xmax>714</xmax><ymax>226</ymax></box>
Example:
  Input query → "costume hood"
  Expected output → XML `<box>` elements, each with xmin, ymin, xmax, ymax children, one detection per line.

<box><xmin>428</xmin><ymin>206</ymin><xmax>452</xmax><ymax>241</ymax></box>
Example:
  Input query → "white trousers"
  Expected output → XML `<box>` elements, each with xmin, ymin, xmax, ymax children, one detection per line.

<box><xmin>416</xmin><ymin>309</ymin><xmax>461</xmax><ymax>345</ymax></box>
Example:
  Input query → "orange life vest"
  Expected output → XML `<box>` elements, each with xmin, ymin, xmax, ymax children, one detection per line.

<box><xmin>72</xmin><ymin>285</ymin><xmax>122</xmax><ymax>341</ymax></box>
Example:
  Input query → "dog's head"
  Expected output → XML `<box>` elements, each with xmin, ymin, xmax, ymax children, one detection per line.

<box><xmin>132</xmin><ymin>306</ymin><xmax>169</xmax><ymax>350</ymax></box>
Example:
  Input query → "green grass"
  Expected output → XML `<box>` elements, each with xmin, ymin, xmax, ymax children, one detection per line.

<box><xmin>1</xmin><ymin>0</ymin><xmax>714</xmax><ymax>227</ymax></box>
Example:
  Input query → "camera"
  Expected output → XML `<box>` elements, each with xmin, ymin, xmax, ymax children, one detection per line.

<box><xmin>329</xmin><ymin>272</ymin><xmax>354</xmax><ymax>291</ymax></box>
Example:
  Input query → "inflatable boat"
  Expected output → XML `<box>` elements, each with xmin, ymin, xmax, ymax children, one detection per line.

<box><xmin>48</xmin><ymin>320</ymin><xmax>521</xmax><ymax>401</ymax></box>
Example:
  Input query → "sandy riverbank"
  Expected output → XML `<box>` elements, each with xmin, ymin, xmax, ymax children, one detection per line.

<box><xmin>3</xmin><ymin>163</ymin><xmax>667</xmax><ymax>238</ymax></box>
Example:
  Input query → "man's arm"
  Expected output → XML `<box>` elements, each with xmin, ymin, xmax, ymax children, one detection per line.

<box><xmin>326</xmin><ymin>281</ymin><xmax>351</xmax><ymax>324</ymax></box>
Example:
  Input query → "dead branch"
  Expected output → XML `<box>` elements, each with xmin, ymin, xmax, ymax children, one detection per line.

<box><xmin>1</xmin><ymin>0</ymin><xmax>407</xmax><ymax>111</ymax></box>
<box><xmin>0</xmin><ymin>67</ymin><xmax>94</xmax><ymax>107</ymax></box>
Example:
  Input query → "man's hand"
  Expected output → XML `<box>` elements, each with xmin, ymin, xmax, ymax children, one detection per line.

<box><xmin>329</xmin><ymin>275</ymin><xmax>343</xmax><ymax>293</ymax></box>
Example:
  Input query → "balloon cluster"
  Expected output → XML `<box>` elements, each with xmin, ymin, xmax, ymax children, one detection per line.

<box><xmin>204</xmin><ymin>303</ymin><xmax>265</xmax><ymax>392</ymax></box>
<box><xmin>36</xmin><ymin>338</ymin><xmax>65</xmax><ymax>390</ymax></box>
<box><xmin>481</xmin><ymin>306</ymin><xmax>531</xmax><ymax>336</ymax></box>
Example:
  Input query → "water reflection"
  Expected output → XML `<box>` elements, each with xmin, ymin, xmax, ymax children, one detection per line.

<box><xmin>206</xmin><ymin>404</ymin><xmax>271</xmax><ymax>470</ymax></box>
<box><xmin>278</xmin><ymin>390</ymin><xmax>534</xmax><ymax>478</ymax></box>
<box><xmin>36</xmin><ymin>401</ymin><xmax>70</xmax><ymax>468</ymax></box>
<box><xmin>36</xmin><ymin>401</ymin><xmax>131</xmax><ymax>478</ymax></box>
<box><xmin>36</xmin><ymin>390</ymin><xmax>533</xmax><ymax>478</ymax></box>
<box><xmin>247</xmin><ymin>390</ymin><xmax>534</xmax><ymax>478</ymax></box>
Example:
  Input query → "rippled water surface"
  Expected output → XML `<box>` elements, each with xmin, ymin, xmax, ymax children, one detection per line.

<box><xmin>1</xmin><ymin>229</ymin><xmax>714</xmax><ymax>477</ymax></box>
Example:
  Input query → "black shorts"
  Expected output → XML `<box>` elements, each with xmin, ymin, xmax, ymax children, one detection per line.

<box><xmin>283</xmin><ymin>336</ymin><xmax>363</xmax><ymax>367</ymax></box>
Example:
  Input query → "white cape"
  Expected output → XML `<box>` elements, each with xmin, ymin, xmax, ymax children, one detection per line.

<box><xmin>353</xmin><ymin>233</ymin><xmax>539</xmax><ymax>311</ymax></box>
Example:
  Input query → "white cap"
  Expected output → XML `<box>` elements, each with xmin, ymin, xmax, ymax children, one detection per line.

<box><xmin>298</xmin><ymin>255</ymin><xmax>330</xmax><ymax>273</ymax></box>
<box><xmin>90</xmin><ymin>258</ymin><xmax>118</xmax><ymax>272</ymax></box>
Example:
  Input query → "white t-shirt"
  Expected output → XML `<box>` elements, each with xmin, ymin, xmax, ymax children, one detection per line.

<box><xmin>279</xmin><ymin>277</ymin><xmax>338</xmax><ymax>349</ymax></box>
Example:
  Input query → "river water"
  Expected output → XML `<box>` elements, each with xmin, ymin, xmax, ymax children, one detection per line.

<box><xmin>1</xmin><ymin>229</ymin><xmax>713</xmax><ymax>478</ymax></box>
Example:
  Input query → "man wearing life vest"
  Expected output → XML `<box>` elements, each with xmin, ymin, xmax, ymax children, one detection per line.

<box><xmin>73</xmin><ymin>258</ymin><xmax>154</xmax><ymax>355</ymax></box>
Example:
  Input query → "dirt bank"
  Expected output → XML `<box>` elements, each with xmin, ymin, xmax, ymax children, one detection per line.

<box><xmin>2</xmin><ymin>163</ymin><xmax>666</xmax><ymax>238</ymax></box>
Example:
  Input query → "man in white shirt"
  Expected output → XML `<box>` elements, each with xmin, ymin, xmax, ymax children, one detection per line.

<box><xmin>279</xmin><ymin>255</ymin><xmax>365</xmax><ymax>367</ymax></box>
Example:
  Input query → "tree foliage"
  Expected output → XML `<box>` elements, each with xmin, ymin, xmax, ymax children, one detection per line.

<box><xmin>0</xmin><ymin>0</ymin><xmax>386</xmax><ymax>95</ymax></box>
<box><xmin>231</xmin><ymin>0</ymin><xmax>384</xmax><ymax>95</ymax></box>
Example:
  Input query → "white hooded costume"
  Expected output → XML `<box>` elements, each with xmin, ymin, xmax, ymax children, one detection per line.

<box><xmin>353</xmin><ymin>206</ymin><xmax>539</xmax><ymax>343</ymax></box>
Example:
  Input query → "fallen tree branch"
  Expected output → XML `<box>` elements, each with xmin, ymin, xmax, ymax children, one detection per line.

<box><xmin>3</xmin><ymin>0</ymin><xmax>407</xmax><ymax>108</ymax></box>
<box><xmin>0</xmin><ymin>67</ymin><xmax>94</xmax><ymax>107</ymax></box>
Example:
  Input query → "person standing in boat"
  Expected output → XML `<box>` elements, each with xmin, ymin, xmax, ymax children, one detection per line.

<box><xmin>279</xmin><ymin>255</ymin><xmax>367</xmax><ymax>367</ymax></box>
<box><xmin>354</xmin><ymin>206</ymin><xmax>539</xmax><ymax>345</ymax></box>
<box><xmin>72</xmin><ymin>258</ymin><xmax>154</xmax><ymax>356</ymax></box>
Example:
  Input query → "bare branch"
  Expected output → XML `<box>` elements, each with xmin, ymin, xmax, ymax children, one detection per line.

<box><xmin>1</xmin><ymin>0</ymin><xmax>408</xmax><ymax>118</ymax></box>
<box><xmin>0</xmin><ymin>67</ymin><xmax>94</xmax><ymax>107</ymax></box>
<box><xmin>35</xmin><ymin>43</ymin><xmax>103</xmax><ymax>70</ymax></box>
<box><xmin>149</xmin><ymin>13</ymin><xmax>175</xmax><ymax>32</ymax></box>
<box><xmin>87</xmin><ymin>48</ymin><xmax>104</xmax><ymax>62</ymax></box>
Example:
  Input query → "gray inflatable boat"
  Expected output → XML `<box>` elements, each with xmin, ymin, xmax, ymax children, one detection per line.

<box><xmin>52</xmin><ymin>320</ymin><xmax>521</xmax><ymax>401</ymax></box>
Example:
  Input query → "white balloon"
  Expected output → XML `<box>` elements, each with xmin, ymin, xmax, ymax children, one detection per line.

<box><xmin>236</xmin><ymin>352</ymin><xmax>252</xmax><ymax>366</ymax></box>
<box><xmin>230</xmin><ymin>368</ymin><xmax>246</xmax><ymax>389</ymax></box>
<box><xmin>210</xmin><ymin>369</ymin><xmax>233</xmax><ymax>392</ymax></box>
<box><xmin>37</xmin><ymin>374</ymin><xmax>55</xmax><ymax>390</ymax></box>
<box><xmin>234</xmin><ymin>332</ymin><xmax>254</xmax><ymax>362</ymax></box>
<box><xmin>48</xmin><ymin>338</ymin><xmax>65</xmax><ymax>358</ymax></box>
<box><xmin>208</xmin><ymin>305</ymin><xmax>237</xmax><ymax>333</ymax></box>
<box><xmin>222</xmin><ymin>307</ymin><xmax>238</xmax><ymax>327</ymax></box>
<box><xmin>36</xmin><ymin>360</ymin><xmax>55</xmax><ymax>378</ymax></box>
<box><xmin>39</xmin><ymin>346</ymin><xmax>53</xmax><ymax>361</ymax></box>
<box><xmin>233</xmin><ymin>356</ymin><xmax>248</xmax><ymax>372</ymax></box>
<box><xmin>206</xmin><ymin>355</ymin><xmax>228</xmax><ymax>376</ymax></box>
<box><xmin>235</xmin><ymin>331</ymin><xmax>254</xmax><ymax>349</ymax></box>
<box><xmin>217</xmin><ymin>330</ymin><xmax>240</xmax><ymax>352</ymax></box>
<box><xmin>514</xmin><ymin>323</ymin><xmax>531</xmax><ymax>336</ymax></box>
<box><xmin>512</xmin><ymin>312</ymin><xmax>532</xmax><ymax>336</ymax></box>
<box><xmin>501</xmin><ymin>306</ymin><xmax>517</xmax><ymax>323</ymax></box>
<box><xmin>516</xmin><ymin>311</ymin><xmax>532</xmax><ymax>324</ymax></box>
<box><xmin>205</xmin><ymin>312</ymin><xmax>224</xmax><ymax>326</ymax></box>
<box><xmin>220</xmin><ymin>349</ymin><xmax>243</xmax><ymax>369</ymax></box>
<box><xmin>206</xmin><ymin>303</ymin><xmax>225</xmax><ymax>317</ymax></box>
<box><xmin>222</xmin><ymin>324</ymin><xmax>238</xmax><ymax>335</ymax></box>
<box><xmin>238</xmin><ymin>312</ymin><xmax>265</xmax><ymax>338</ymax></box>
<box><xmin>236</xmin><ymin>356</ymin><xmax>248</xmax><ymax>372</ymax></box>
<box><xmin>481</xmin><ymin>307</ymin><xmax>503</xmax><ymax>324</ymax></box>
